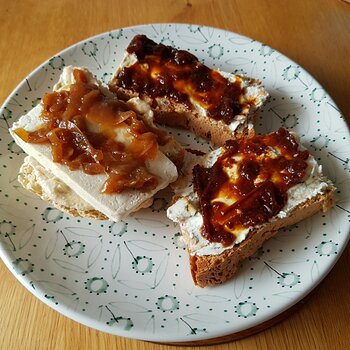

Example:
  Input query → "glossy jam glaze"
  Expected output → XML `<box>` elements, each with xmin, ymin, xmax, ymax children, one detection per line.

<box><xmin>115</xmin><ymin>35</ymin><xmax>246</xmax><ymax>124</ymax></box>
<box><xmin>193</xmin><ymin>128</ymin><xmax>309</xmax><ymax>245</ymax></box>
<box><xmin>15</xmin><ymin>69</ymin><xmax>159</xmax><ymax>194</ymax></box>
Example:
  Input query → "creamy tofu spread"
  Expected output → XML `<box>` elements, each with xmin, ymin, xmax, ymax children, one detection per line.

<box><xmin>10</xmin><ymin>66</ymin><xmax>178</xmax><ymax>221</ymax></box>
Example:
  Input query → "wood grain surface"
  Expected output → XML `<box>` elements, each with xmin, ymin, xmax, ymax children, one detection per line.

<box><xmin>0</xmin><ymin>0</ymin><xmax>349</xmax><ymax>349</ymax></box>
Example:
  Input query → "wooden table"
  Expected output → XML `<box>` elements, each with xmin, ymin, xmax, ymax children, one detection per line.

<box><xmin>1</xmin><ymin>0</ymin><xmax>349</xmax><ymax>349</ymax></box>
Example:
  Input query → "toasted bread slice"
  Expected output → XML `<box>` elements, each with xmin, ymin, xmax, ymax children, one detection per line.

<box><xmin>10</xmin><ymin>66</ymin><xmax>179</xmax><ymax>222</ymax></box>
<box><xmin>109</xmin><ymin>35</ymin><xmax>269</xmax><ymax>146</ymax></box>
<box><xmin>167</xmin><ymin>129</ymin><xmax>336</xmax><ymax>287</ymax></box>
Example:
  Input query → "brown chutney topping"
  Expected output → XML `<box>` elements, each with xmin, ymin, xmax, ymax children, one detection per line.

<box><xmin>14</xmin><ymin>69</ymin><xmax>160</xmax><ymax>194</ymax></box>
<box><xmin>113</xmin><ymin>35</ymin><xmax>245</xmax><ymax>124</ymax></box>
<box><xmin>193</xmin><ymin>128</ymin><xmax>310</xmax><ymax>246</ymax></box>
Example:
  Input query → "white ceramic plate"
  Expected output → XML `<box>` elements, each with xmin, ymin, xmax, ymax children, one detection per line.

<box><xmin>0</xmin><ymin>24</ymin><xmax>349</xmax><ymax>343</ymax></box>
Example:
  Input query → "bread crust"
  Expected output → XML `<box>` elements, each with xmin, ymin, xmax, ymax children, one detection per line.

<box><xmin>110</xmin><ymin>87</ymin><xmax>256</xmax><ymax>147</ymax></box>
<box><xmin>189</xmin><ymin>187</ymin><xmax>335</xmax><ymax>287</ymax></box>
<box><xmin>109</xmin><ymin>87</ymin><xmax>255</xmax><ymax>146</ymax></box>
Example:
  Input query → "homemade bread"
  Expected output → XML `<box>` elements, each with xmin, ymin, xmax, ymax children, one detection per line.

<box><xmin>109</xmin><ymin>35</ymin><xmax>269</xmax><ymax>145</ymax></box>
<box><xmin>167</xmin><ymin>128</ymin><xmax>336</xmax><ymax>287</ymax></box>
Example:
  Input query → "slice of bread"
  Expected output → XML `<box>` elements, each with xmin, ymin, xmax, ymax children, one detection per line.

<box><xmin>10</xmin><ymin>66</ymin><xmax>179</xmax><ymax>222</ymax></box>
<box><xmin>167</xmin><ymin>129</ymin><xmax>336</xmax><ymax>287</ymax></box>
<box><xmin>109</xmin><ymin>35</ymin><xmax>269</xmax><ymax>146</ymax></box>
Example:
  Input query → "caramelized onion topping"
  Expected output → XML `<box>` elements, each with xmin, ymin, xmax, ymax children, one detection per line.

<box><xmin>193</xmin><ymin>128</ymin><xmax>310</xmax><ymax>246</ymax></box>
<box><xmin>15</xmin><ymin>69</ymin><xmax>159</xmax><ymax>194</ymax></box>
<box><xmin>112</xmin><ymin>35</ymin><xmax>246</xmax><ymax>124</ymax></box>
